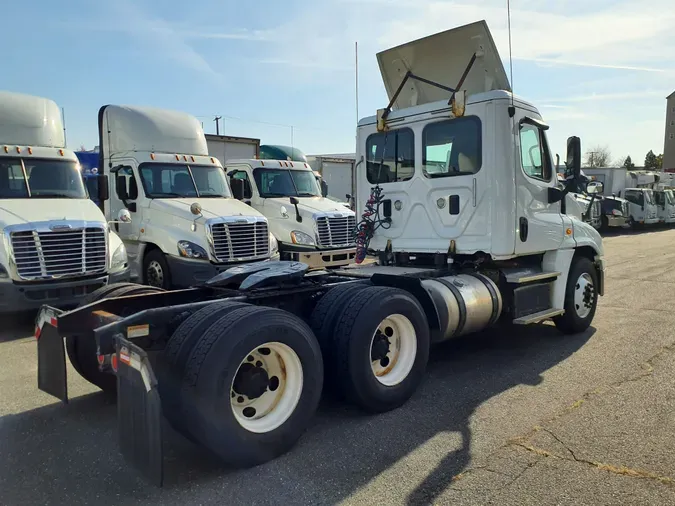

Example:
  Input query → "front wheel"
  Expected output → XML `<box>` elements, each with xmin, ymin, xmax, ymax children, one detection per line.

<box><xmin>554</xmin><ymin>256</ymin><xmax>598</xmax><ymax>334</ymax></box>
<box><xmin>143</xmin><ymin>249</ymin><xmax>172</xmax><ymax>289</ymax></box>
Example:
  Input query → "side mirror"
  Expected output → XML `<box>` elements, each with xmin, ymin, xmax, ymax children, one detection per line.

<box><xmin>586</xmin><ymin>181</ymin><xmax>604</xmax><ymax>195</ymax></box>
<box><xmin>548</xmin><ymin>186</ymin><xmax>565</xmax><ymax>204</ymax></box>
<box><xmin>128</xmin><ymin>177</ymin><xmax>139</xmax><ymax>200</ymax></box>
<box><xmin>116</xmin><ymin>175</ymin><xmax>129</xmax><ymax>201</ymax></box>
<box><xmin>242</xmin><ymin>180</ymin><xmax>253</xmax><ymax>200</ymax></box>
<box><xmin>566</xmin><ymin>136</ymin><xmax>581</xmax><ymax>179</ymax></box>
<box><xmin>289</xmin><ymin>196</ymin><xmax>300</xmax><ymax>205</ymax></box>
<box><xmin>320</xmin><ymin>180</ymin><xmax>328</xmax><ymax>197</ymax></box>
<box><xmin>230</xmin><ymin>178</ymin><xmax>245</xmax><ymax>200</ymax></box>
<box><xmin>97</xmin><ymin>174</ymin><xmax>109</xmax><ymax>202</ymax></box>
<box><xmin>118</xmin><ymin>209</ymin><xmax>132</xmax><ymax>223</ymax></box>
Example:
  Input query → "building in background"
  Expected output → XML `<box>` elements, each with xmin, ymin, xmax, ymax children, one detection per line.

<box><xmin>664</xmin><ymin>91</ymin><xmax>675</xmax><ymax>172</ymax></box>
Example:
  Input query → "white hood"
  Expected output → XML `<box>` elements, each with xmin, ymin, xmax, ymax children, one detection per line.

<box><xmin>266</xmin><ymin>196</ymin><xmax>353</xmax><ymax>216</ymax></box>
<box><xmin>149</xmin><ymin>197</ymin><xmax>264</xmax><ymax>221</ymax></box>
<box><xmin>0</xmin><ymin>199</ymin><xmax>106</xmax><ymax>228</ymax></box>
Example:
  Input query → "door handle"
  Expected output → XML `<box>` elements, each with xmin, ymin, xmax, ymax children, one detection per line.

<box><xmin>519</xmin><ymin>217</ymin><xmax>528</xmax><ymax>242</ymax></box>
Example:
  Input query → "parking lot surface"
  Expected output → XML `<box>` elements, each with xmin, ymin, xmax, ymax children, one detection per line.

<box><xmin>1</xmin><ymin>227</ymin><xmax>675</xmax><ymax>505</ymax></box>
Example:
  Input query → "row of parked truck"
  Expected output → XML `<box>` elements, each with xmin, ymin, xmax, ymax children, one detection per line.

<box><xmin>23</xmin><ymin>19</ymin><xmax>609</xmax><ymax>487</ymax></box>
<box><xmin>0</xmin><ymin>94</ymin><xmax>358</xmax><ymax>313</ymax></box>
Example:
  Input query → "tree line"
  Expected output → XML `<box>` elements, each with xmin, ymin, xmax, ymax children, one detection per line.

<box><xmin>582</xmin><ymin>145</ymin><xmax>663</xmax><ymax>170</ymax></box>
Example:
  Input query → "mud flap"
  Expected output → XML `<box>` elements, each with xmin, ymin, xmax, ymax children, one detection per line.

<box><xmin>114</xmin><ymin>336</ymin><xmax>164</xmax><ymax>487</ymax></box>
<box><xmin>36</xmin><ymin>306</ymin><xmax>68</xmax><ymax>402</ymax></box>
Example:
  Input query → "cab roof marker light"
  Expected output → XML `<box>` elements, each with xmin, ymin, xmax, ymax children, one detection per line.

<box><xmin>150</xmin><ymin>153</ymin><xmax>156</xmax><ymax>160</ymax></box>
<box><xmin>28</xmin><ymin>147</ymin><xmax>33</xmax><ymax>155</ymax></box>
<box><xmin>183</xmin><ymin>155</ymin><xmax>187</xmax><ymax>161</ymax></box>
<box><xmin>290</xmin><ymin>162</ymin><xmax>294</xmax><ymax>167</ymax></box>
<box><xmin>210</xmin><ymin>157</ymin><xmax>215</xmax><ymax>163</ymax></box>
<box><xmin>3</xmin><ymin>146</ymin><xmax>7</xmax><ymax>153</ymax></box>
<box><xmin>175</xmin><ymin>154</ymin><xmax>180</xmax><ymax>161</ymax></box>
<box><xmin>260</xmin><ymin>160</ymin><xmax>265</xmax><ymax>166</ymax></box>
<box><xmin>59</xmin><ymin>149</ymin><xmax>64</xmax><ymax>156</ymax></box>
<box><xmin>191</xmin><ymin>155</ymin><xmax>195</xmax><ymax>162</ymax></box>
<box><xmin>16</xmin><ymin>147</ymin><xmax>21</xmax><ymax>153</ymax></box>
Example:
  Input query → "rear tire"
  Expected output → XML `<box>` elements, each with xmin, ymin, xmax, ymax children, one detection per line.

<box><xmin>181</xmin><ymin>306</ymin><xmax>323</xmax><ymax>467</ymax></box>
<box><xmin>65</xmin><ymin>283</ymin><xmax>164</xmax><ymax>393</ymax></box>
<box><xmin>553</xmin><ymin>256</ymin><xmax>598</xmax><ymax>334</ymax></box>
<box><xmin>159</xmin><ymin>300</ymin><xmax>253</xmax><ymax>438</ymax></box>
<box><xmin>309</xmin><ymin>281</ymin><xmax>371</xmax><ymax>390</ymax></box>
<box><xmin>329</xmin><ymin>286</ymin><xmax>430</xmax><ymax>413</ymax></box>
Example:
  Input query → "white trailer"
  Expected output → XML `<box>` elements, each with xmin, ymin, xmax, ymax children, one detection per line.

<box><xmin>0</xmin><ymin>91</ymin><xmax>130</xmax><ymax>313</ymax></box>
<box><xmin>205</xmin><ymin>134</ymin><xmax>260</xmax><ymax>165</ymax></box>
<box><xmin>35</xmin><ymin>20</ymin><xmax>605</xmax><ymax>486</ymax></box>
<box><xmin>307</xmin><ymin>154</ymin><xmax>356</xmax><ymax>204</ymax></box>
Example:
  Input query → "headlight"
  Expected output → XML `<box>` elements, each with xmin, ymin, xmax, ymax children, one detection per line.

<box><xmin>177</xmin><ymin>240</ymin><xmax>209</xmax><ymax>260</ymax></box>
<box><xmin>291</xmin><ymin>230</ymin><xmax>314</xmax><ymax>246</ymax></box>
<box><xmin>111</xmin><ymin>242</ymin><xmax>128</xmax><ymax>271</ymax></box>
<box><xmin>269</xmin><ymin>233</ymin><xmax>279</xmax><ymax>254</ymax></box>
<box><xmin>612</xmin><ymin>209</ymin><xmax>622</xmax><ymax>216</ymax></box>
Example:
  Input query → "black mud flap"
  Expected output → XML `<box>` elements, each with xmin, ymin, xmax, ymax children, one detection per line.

<box><xmin>36</xmin><ymin>306</ymin><xmax>68</xmax><ymax>402</ymax></box>
<box><xmin>115</xmin><ymin>336</ymin><xmax>164</xmax><ymax>487</ymax></box>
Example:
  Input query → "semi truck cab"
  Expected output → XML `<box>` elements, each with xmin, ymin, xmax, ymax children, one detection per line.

<box><xmin>98</xmin><ymin>105</ymin><xmax>279</xmax><ymax>289</ymax></box>
<box><xmin>225</xmin><ymin>159</ymin><xmax>357</xmax><ymax>268</ymax></box>
<box><xmin>0</xmin><ymin>91</ymin><xmax>129</xmax><ymax>313</ymax></box>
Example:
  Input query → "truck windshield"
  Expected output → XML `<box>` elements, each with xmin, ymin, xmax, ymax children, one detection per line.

<box><xmin>253</xmin><ymin>168</ymin><xmax>321</xmax><ymax>197</ymax></box>
<box><xmin>0</xmin><ymin>157</ymin><xmax>87</xmax><ymax>199</ymax></box>
<box><xmin>139</xmin><ymin>163</ymin><xmax>231</xmax><ymax>198</ymax></box>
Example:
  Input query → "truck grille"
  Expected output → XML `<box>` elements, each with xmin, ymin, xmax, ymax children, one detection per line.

<box><xmin>10</xmin><ymin>227</ymin><xmax>107</xmax><ymax>280</ymax></box>
<box><xmin>622</xmin><ymin>202</ymin><xmax>629</xmax><ymax>216</ymax></box>
<box><xmin>593</xmin><ymin>200</ymin><xmax>601</xmax><ymax>218</ymax></box>
<box><xmin>210</xmin><ymin>221</ymin><xmax>269</xmax><ymax>262</ymax></box>
<box><xmin>316</xmin><ymin>215</ymin><xmax>356</xmax><ymax>247</ymax></box>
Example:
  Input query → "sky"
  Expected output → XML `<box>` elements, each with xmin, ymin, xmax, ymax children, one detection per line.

<box><xmin>5</xmin><ymin>0</ymin><xmax>675</xmax><ymax>165</ymax></box>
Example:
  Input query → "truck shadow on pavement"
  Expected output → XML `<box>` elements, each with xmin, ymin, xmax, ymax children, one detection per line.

<box><xmin>0</xmin><ymin>323</ymin><xmax>594</xmax><ymax>505</ymax></box>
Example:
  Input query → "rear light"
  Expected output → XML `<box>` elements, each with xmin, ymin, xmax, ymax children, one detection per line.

<box><xmin>111</xmin><ymin>354</ymin><xmax>119</xmax><ymax>373</ymax></box>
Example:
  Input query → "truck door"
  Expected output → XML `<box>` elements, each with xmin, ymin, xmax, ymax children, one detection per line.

<box><xmin>110</xmin><ymin>165</ymin><xmax>139</xmax><ymax>240</ymax></box>
<box><xmin>514</xmin><ymin>117</ymin><xmax>564</xmax><ymax>255</ymax></box>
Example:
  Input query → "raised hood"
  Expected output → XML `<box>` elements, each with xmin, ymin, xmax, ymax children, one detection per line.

<box><xmin>377</xmin><ymin>20</ymin><xmax>511</xmax><ymax>109</ymax></box>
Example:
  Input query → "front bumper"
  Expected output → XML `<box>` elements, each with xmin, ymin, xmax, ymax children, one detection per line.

<box><xmin>0</xmin><ymin>274</ymin><xmax>113</xmax><ymax>314</ymax></box>
<box><xmin>166</xmin><ymin>253</ymin><xmax>281</xmax><ymax>288</ymax></box>
<box><xmin>279</xmin><ymin>243</ymin><xmax>356</xmax><ymax>269</ymax></box>
<box><xmin>606</xmin><ymin>215</ymin><xmax>629</xmax><ymax>227</ymax></box>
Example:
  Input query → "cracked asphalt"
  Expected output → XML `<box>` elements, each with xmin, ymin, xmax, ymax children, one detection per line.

<box><xmin>2</xmin><ymin>227</ymin><xmax>675</xmax><ymax>505</ymax></box>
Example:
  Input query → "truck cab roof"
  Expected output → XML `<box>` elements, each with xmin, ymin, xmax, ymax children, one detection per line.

<box><xmin>0</xmin><ymin>90</ymin><xmax>66</xmax><ymax>148</ymax></box>
<box><xmin>226</xmin><ymin>159</ymin><xmax>314</xmax><ymax>171</ymax></box>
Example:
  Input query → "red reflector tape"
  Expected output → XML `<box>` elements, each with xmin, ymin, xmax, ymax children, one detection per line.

<box><xmin>50</xmin><ymin>317</ymin><xmax>58</xmax><ymax>327</ymax></box>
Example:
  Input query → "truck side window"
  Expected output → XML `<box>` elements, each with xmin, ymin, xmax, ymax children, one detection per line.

<box><xmin>366</xmin><ymin>128</ymin><xmax>414</xmax><ymax>184</ymax></box>
<box><xmin>519</xmin><ymin>124</ymin><xmax>552</xmax><ymax>181</ymax></box>
<box><xmin>422</xmin><ymin>116</ymin><xmax>482</xmax><ymax>178</ymax></box>
<box><xmin>116</xmin><ymin>166</ymin><xmax>138</xmax><ymax>199</ymax></box>
<box><xmin>0</xmin><ymin>160</ymin><xmax>28</xmax><ymax>198</ymax></box>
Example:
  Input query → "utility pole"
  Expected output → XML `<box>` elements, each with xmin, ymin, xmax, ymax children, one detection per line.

<box><xmin>214</xmin><ymin>116</ymin><xmax>222</xmax><ymax>135</ymax></box>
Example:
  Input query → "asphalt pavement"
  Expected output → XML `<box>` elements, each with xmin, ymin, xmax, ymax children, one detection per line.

<box><xmin>1</xmin><ymin>227</ymin><xmax>675</xmax><ymax>505</ymax></box>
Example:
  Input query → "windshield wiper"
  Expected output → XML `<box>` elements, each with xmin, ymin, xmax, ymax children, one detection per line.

<box><xmin>30</xmin><ymin>193</ymin><xmax>80</xmax><ymax>199</ymax></box>
<box><xmin>297</xmin><ymin>192</ymin><xmax>318</xmax><ymax>197</ymax></box>
<box><xmin>198</xmin><ymin>193</ymin><xmax>227</xmax><ymax>198</ymax></box>
<box><xmin>149</xmin><ymin>192</ymin><xmax>188</xmax><ymax>198</ymax></box>
<box><xmin>263</xmin><ymin>192</ymin><xmax>292</xmax><ymax>197</ymax></box>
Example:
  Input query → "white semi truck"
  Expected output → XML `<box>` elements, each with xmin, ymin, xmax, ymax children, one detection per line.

<box><xmin>0</xmin><ymin>91</ymin><xmax>130</xmax><ymax>313</ymax></box>
<box><xmin>34</xmin><ymin>20</ymin><xmax>604</xmax><ymax>486</ymax></box>
<box><xmin>307</xmin><ymin>154</ymin><xmax>356</xmax><ymax>206</ymax></box>
<box><xmin>225</xmin><ymin>158</ymin><xmax>357</xmax><ymax>268</ymax></box>
<box><xmin>96</xmin><ymin>105</ymin><xmax>279</xmax><ymax>289</ymax></box>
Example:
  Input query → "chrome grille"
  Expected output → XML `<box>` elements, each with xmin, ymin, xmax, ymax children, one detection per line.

<box><xmin>210</xmin><ymin>221</ymin><xmax>269</xmax><ymax>262</ymax></box>
<box><xmin>10</xmin><ymin>227</ymin><xmax>107</xmax><ymax>280</ymax></box>
<box><xmin>593</xmin><ymin>200</ymin><xmax>601</xmax><ymax>218</ymax></box>
<box><xmin>316</xmin><ymin>215</ymin><xmax>356</xmax><ymax>247</ymax></box>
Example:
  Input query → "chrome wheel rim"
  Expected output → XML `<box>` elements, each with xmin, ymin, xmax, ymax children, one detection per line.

<box><xmin>146</xmin><ymin>260</ymin><xmax>164</xmax><ymax>287</ymax></box>
<box><xmin>574</xmin><ymin>273</ymin><xmax>595</xmax><ymax>319</ymax></box>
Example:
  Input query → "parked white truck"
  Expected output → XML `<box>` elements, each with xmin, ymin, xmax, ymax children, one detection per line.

<box><xmin>225</xmin><ymin>158</ymin><xmax>357</xmax><ymax>268</ymax></box>
<box><xmin>307</xmin><ymin>154</ymin><xmax>356</xmax><ymax>205</ymax></box>
<box><xmin>583</xmin><ymin>167</ymin><xmax>659</xmax><ymax>227</ymax></box>
<box><xmin>0</xmin><ymin>91</ymin><xmax>130</xmax><ymax>313</ymax></box>
<box><xmin>97</xmin><ymin>105</ymin><xmax>278</xmax><ymax>289</ymax></box>
<box><xmin>35</xmin><ymin>20</ymin><xmax>604</xmax><ymax>486</ymax></box>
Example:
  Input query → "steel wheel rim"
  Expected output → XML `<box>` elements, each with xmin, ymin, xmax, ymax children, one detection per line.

<box><xmin>574</xmin><ymin>273</ymin><xmax>594</xmax><ymax>319</ymax></box>
<box><xmin>147</xmin><ymin>260</ymin><xmax>164</xmax><ymax>287</ymax></box>
<box><xmin>369</xmin><ymin>313</ymin><xmax>417</xmax><ymax>386</ymax></box>
<box><xmin>230</xmin><ymin>342</ymin><xmax>303</xmax><ymax>434</ymax></box>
